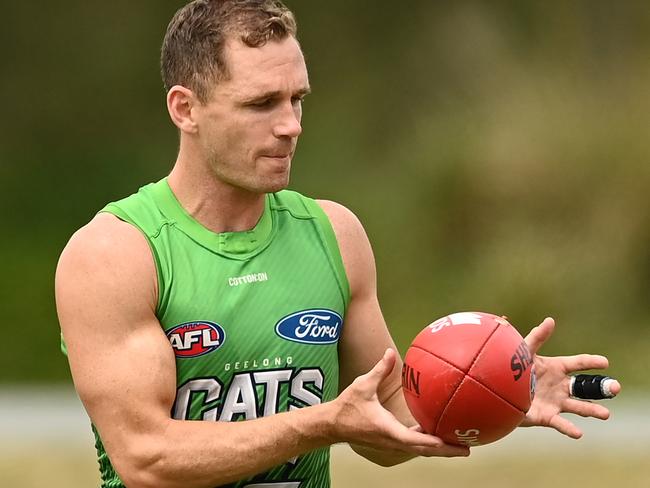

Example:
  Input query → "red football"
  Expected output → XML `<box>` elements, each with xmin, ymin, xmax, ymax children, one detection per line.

<box><xmin>402</xmin><ymin>312</ymin><xmax>536</xmax><ymax>446</ymax></box>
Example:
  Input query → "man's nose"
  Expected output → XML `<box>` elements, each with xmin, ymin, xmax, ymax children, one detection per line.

<box><xmin>273</xmin><ymin>102</ymin><xmax>302</xmax><ymax>138</ymax></box>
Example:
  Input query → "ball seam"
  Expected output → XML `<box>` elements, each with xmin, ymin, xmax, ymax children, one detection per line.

<box><xmin>432</xmin><ymin>324</ymin><xmax>501</xmax><ymax>435</ymax></box>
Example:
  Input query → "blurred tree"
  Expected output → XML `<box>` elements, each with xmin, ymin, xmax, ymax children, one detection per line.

<box><xmin>1</xmin><ymin>0</ymin><xmax>647</xmax><ymax>386</ymax></box>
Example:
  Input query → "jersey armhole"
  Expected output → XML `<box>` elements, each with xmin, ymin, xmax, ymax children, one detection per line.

<box><xmin>301</xmin><ymin>198</ymin><xmax>352</xmax><ymax>308</ymax></box>
<box><xmin>100</xmin><ymin>203</ymin><xmax>129</xmax><ymax>221</ymax></box>
<box><xmin>98</xmin><ymin>204</ymin><xmax>166</xmax><ymax>316</ymax></box>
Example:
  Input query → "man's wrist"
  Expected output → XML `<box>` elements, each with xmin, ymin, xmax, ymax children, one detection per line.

<box><xmin>313</xmin><ymin>399</ymin><xmax>344</xmax><ymax>445</ymax></box>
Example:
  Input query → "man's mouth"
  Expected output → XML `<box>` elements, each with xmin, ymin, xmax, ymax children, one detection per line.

<box><xmin>260</xmin><ymin>150</ymin><xmax>293</xmax><ymax>160</ymax></box>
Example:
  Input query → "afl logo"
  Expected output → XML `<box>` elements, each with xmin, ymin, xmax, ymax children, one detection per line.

<box><xmin>275</xmin><ymin>309</ymin><xmax>343</xmax><ymax>345</ymax></box>
<box><xmin>166</xmin><ymin>321</ymin><xmax>226</xmax><ymax>358</ymax></box>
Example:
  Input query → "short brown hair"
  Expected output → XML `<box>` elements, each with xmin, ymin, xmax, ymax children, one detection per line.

<box><xmin>161</xmin><ymin>0</ymin><xmax>297</xmax><ymax>103</ymax></box>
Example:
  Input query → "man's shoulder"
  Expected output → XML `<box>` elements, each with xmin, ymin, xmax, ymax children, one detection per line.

<box><xmin>56</xmin><ymin>212</ymin><xmax>157</xmax><ymax>310</ymax></box>
<box><xmin>315</xmin><ymin>199</ymin><xmax>366</xmax><ymax>241</ymax></box>
<box><xmin>272</xmin><ymin>190</ymin><xmax>364</xmax><ymax>229</ymax></box>
<box><xmin>61</xmin><ymin>213</ymin><xmax>152</xmax><ymax>270</ymax></box>
<box><xmin>312</xmin><ymin>199</ymin><xmax>374</xmax><ymax>299</ymax></box>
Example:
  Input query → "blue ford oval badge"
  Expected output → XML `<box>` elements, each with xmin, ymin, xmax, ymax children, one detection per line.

<box><xmin>275</xmin><ymin>309</ymin><xmax>343</xmax><ymax>345</ymax></box>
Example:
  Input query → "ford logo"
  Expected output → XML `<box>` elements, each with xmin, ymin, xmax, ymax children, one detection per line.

<box><xmin>275</xmin><ymin>309</ymin><xmax>343</xmax><ymax>345</ymax></box>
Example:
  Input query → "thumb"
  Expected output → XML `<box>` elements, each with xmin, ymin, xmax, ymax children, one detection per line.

<box><xmin>365</xmin><ymin>348</ymin><xmax>396</xmax><ymax>388</ymax></box>
<box><xmin>524</xmin><ymin>317</ymin><xmax>555</xmax><ymax>355</ymax></box>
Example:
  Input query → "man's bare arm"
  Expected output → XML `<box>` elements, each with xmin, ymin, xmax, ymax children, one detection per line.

<box><xmin>319</xmin><ymin>200</ymin><xmax>459</xmax><ymax>466</ymax></box>
<box><xmin>320</xmin><ymin>200</ymin><xmax>620</xmax><ymax>467</ymax></box>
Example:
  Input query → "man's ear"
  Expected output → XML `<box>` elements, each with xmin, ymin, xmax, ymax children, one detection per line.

<box><xmin>167</xmin><ymin>85</ymin><xmax>199</xmax><ymax>134</ymax></box>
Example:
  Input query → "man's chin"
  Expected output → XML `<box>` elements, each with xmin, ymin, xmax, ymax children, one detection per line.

<box><xmin>259</xmin><ymin>165</ymin><xmax>291</xmax><ymax>193</ymax></box>
<box><xmin>263</xmin><ymin>175</ymin><xmax>291</xmax><ymax>194</ymax></box>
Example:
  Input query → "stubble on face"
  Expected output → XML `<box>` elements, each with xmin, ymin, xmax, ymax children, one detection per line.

<box><xmin>196</xmin><ymin>36</ymin><xmax>310</xmax><ymax>195</ymax></box>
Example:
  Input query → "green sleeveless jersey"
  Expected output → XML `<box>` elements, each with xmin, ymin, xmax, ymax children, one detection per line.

<box><xmin>94</xmin><ymin>178</ymin><xmax>350</xmax><ymax>488</ymax></box>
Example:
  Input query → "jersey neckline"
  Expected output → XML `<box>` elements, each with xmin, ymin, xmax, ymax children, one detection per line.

<box><xmin>150</xmin><ymin>177</ymin><xmax>275</xmax><ymax>258</ymax></box>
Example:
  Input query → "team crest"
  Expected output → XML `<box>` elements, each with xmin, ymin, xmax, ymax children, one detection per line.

<box><xmin>166</xmin><ymin>321</ymin><xmax>226</xmax><ymax>358</ymax></box>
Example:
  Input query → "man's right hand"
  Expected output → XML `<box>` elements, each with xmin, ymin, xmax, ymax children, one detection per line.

<box><xmin>330</xmin><ymin>348</ymin><xmax>470</xmax><ymax>460</ymax></box>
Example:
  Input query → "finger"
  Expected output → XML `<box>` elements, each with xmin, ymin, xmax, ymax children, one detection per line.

<box><xmin>548</xmin><ymin>415</ymin><xmax>583</xmax><ymax>439</ymax></box>
<box><xmin>561</xmin><ymin>354</ymin><xmax>609</xmax><ymax>373</ymax></box>
<box><xmin>607</xmin><ymin>379</ymin><xmax>622</xmax><ymax>396</ymax></box>
<box><xmin>393</xmin><ymin>428</ymin><xmax>470</xmax><ymax>457</ymax></box>
<box><xmin>564</xmin><ymin>399</ymin><xmax>610</xmax><ymax>420</ymax></box>
<box><xmin>570</xmin><ymin>374</ymin><xmax>619</xmax><ymax>399</ymax></box>
<box><xmin>524</xmin><ymin>317</ymin><xmax>555</xmax><ymax>355</ymax></box>
<box><xmin>416</xmin><ymin>443</ymin><xmax>470</xmax><ymax>458</ymax></box>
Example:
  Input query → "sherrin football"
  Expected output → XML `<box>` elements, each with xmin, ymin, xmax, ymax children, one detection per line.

<box><xmin>402</xmin><ymin>312</ymin><xmax>536</xmax><ymax>446</ymax></box>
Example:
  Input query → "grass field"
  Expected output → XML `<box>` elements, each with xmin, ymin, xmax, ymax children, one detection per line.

<box><xmin>333</xmin><ymin>446</ymin><xmax>649</xmax><ymax>487</ymax></box>
<box><xmin>1</xmin><ymin>388</ymin><xmax>648</xmax><ymax>487</ymax></box>
<box><xmin>1</xmin><ymin>443</ymin><xmax>648</xmax><ymax>488</ymax></box>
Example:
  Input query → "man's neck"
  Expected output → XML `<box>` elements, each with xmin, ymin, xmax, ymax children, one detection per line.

<box><xmin>167</xmin><ymin>160</ymin><xmax>266</xmax><ymax>234</ymax></box>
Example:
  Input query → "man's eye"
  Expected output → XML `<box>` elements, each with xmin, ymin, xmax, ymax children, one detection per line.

<box><xmin>249</xmin><ymin>99</ymin><xmax>273</xmax><ymax>109</ymax></box>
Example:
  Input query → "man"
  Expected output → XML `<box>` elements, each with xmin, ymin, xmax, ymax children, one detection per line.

<box><xmin>55</xmin><ymin>1</ymin><xmax>620</xmax><ymax>487</ymax></box>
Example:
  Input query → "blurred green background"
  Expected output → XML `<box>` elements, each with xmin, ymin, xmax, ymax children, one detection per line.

<box><xmin>1</xmin><ymin>1</ymin><xmax>648</xmax><ymax>387</ymax></box>
<box><xmin>2</xmin><ymin>1</ymin><xmax>649</xmax><ymax>487</ymax></box>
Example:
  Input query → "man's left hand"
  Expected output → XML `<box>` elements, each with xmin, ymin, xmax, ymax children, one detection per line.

<box><xmin>519</xmin><ymin>317</ymin><xmax>621</xmax><ymax>438</ymax></box>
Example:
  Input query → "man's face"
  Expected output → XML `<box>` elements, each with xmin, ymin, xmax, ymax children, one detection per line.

<box><xmin>194</xmin><ymin>35</ymin><xmax>310</xmax><ymax>194</ymax></box>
